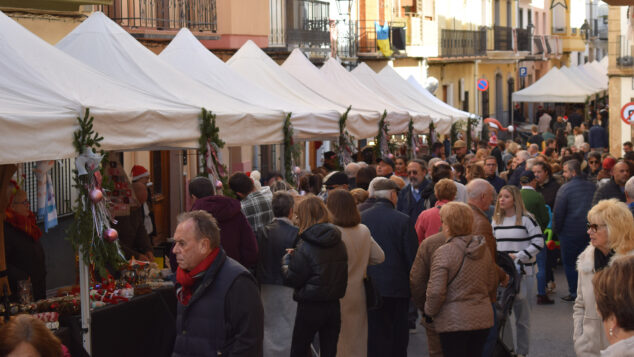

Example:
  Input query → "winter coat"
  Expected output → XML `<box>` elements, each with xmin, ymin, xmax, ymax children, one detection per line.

<box><xmin>397</xmin><ymin>179</ymin><xmax>431</xmax><ymax>228</ymax></box>
<box><xmin>536</xmin><ymin>177</ymin><xmax>561</xmax><ymax>209</ymax></box>
<box><xmin>282</xmin><ymin>223</ymin><xmax>348</xmax><ymax>302</ymax></box>
<box><xmin>469</xmin><ymin>204</ymin><xmax>506</xmax><ymax>302</ymax></box>
<box><xmin>256</xmin><ymin>218</ymin><xmax>298</xmax><ymax>285</ymax></box>
<box><xmin>410</xmin><ymin>231</ymin><xmax>447</xmax><ymax>312</ymax></box>
<box><xmin>336</xmin><ymin>224</ymin><xmax>385</xmax><ymax>357</ymax></box>
<box><xmin>508</xmin><ymin>161</ymin><xmax>527</xmax><ymax>188</ymax></box>
<box><xmin>600</xmin><ymin>336</ymin><xmax>634</xmax><ymax>357</ymax></box>
<box><xmin>589</xmin><ymin>125</ymin><xmax>608</xmax><ymax>149</ymax></box>
<box><xmin>553</xmin><ymin>176</ymin><xmax>596</xmax><ymax>239</ymax></box>
<box><xmin>573</xmin><ymin>245</ymin><xmax>609</xmax><ymax>357</ymax></box>
<box><xmin>361</xmin><ymin>199</ymin><xmax>418</xmax><ymax>298</ymax></box>
<box><xmin>173</xmin><ymin>249</ymin><xmax>263</xmax><ymax>357</ymax></box>
<box><xmin>521</xmin><ymin>188</ymin><xmax>550</xmax><ymax>230</ymax></box>
<box><xmin>414</xmin><ymin>200</ymin><xmax>449</xmax><ymax>242</ymax></box>
<box><xmin>424</xmin><ymin>235</ymin><xmax>497</xmax><ymax>333</ymax></box>
<box><xmin>3</xmin><ymin>223</ymin><xmax>46</xmax><ymax>301</ymax></box>
<box><xmin>592</xmin><ymin>178</ymin><xmax>626</xmax><ymax>206</ymax></box>
<box><xmin>192</xmin><ymin>196</ymin><xmax>258</xmax><ymax>268</ymax></box>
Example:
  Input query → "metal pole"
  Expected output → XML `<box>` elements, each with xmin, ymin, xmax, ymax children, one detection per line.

<box><xmin>78</xmin><ymin>248</ymin><xmax>92</xmax><ymax>355</ymax></box>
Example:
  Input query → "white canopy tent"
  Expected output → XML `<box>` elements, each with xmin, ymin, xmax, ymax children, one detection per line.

<box><xmin>559</xmin><ymin>66</ymin><xmax>606</xmax><ymax>94</ymax></box>
<box><xmin>0</xmin><ymin>10</ymin><xmax>202</xmax><ymax>165</ymax></box>
<box><xmin>580</xmin><ymin>63</ymin><xmax>608</xmax><ymax>88</ymax></box>
<box><xmin>406</xmin><ymin>75</ymin><xmax>472</xmax><ymax>123</ymax></box>
<box><xmin>512</xmin><ymin>67</ymin><xmax>595</xmax><ymax>103</ymax></box>
<box><xmin>319</xmin><ymin>58</ymin><xmax>432</xmax><ymax>134</ymax></box>
<box><xmin>158</xmin><ymin>29</ymin><xmax>342</xmax><ymax>142</ymax></box>
<box><xmin>56</xmin><ymin>12</ymin><xmax>285</xmax><ymax>146</ymax></box>
<box><xmin>281</xmin><ymin>49</ymin><xmax>412</xmax><ymax>135</ymax></box>
<box><xmin>599</xmin><ymin>56</ymin><xmax>608</xmax><ymax>71</ymax></box>
<box><xmin>227</xmin><ymin>41</ymin><xmax>358</xmax><ymax>139</ymax></box>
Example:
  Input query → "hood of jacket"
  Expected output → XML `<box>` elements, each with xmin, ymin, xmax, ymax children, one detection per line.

<box><xmin>448</xmin><ymin>235</ymin><xmax>488</xmax><ymax>260</ymax></box>
<box><xmin>191</xmin><ymin>195</ymin><xmax>242</xmax><ymax>222</ymax></box>
<box><xmin>300</xmin><ymin>223</ymin><xmax>342</xmax><ymax>248</ymax></box>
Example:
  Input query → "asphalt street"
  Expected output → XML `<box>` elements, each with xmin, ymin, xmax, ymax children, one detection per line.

<box><xmin>407</xmin><ymin>267</ymin><xmax>576</xmax><ymax>356</ymax></box>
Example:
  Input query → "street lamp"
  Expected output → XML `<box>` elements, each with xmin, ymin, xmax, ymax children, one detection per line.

<box><xmin>580</xmin><ymin>20</ymin><xmax>591</xmax><ymax>42</ymax></box>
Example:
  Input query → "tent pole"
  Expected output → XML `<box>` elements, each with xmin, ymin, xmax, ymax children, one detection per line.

<box><xmin>78</xmin><ymin>248</ymin><xmax>92</xmax><ymax>355</ymax></box>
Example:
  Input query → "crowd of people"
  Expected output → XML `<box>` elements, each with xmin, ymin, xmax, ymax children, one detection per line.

<box><xmin>2</xmin><ymin>109</ymin><xmax>634</xmax><ymax>357</ymax></box>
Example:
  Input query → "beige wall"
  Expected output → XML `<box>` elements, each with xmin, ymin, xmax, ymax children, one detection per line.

<box><xmin>217</xmin><ymin>0</ymin><xmax>269</xmax><ymax>37</ymax></box>
<box><xmin>7</xmin><ymin>11</ymin><xmax>85</xmax><ymax>44</ymax></box>
<box><xmin>428</xmin><ymin>62</ymin><xmax>476</xmax><ymax>113</ymax></box>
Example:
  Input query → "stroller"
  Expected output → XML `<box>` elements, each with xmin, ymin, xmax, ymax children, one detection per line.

<box><xmin>494</xmin><ymin>251</ymin><xmax>522</xmax><ymax>357</ymax></box>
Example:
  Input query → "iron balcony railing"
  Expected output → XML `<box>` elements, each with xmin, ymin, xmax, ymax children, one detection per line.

<box><xmin>544</xmin><ymin>35</ymin><xmax>562</xmax><ymax>56</ymax></box>
<box><xmin>532</xmin><ymin>35</ymin><xmax>545</xmax><ymax>55</ymax></box>
<box><xmin>617</xmin><ymin>35</ymin><xmax>634</xmax><ymax>67</ymax></box>
<box><xmin>333</xmin><ymin>19</ymin><xmax>358</xmax><ymax>60</ymax></box>
<box><xmin>285</xmin><ymin>0</ymin><xmax>330</xmax><ymax>48</ymax></box>
<box><xmin>440</xmin><ymin>29</ymin><xmax>486</xmax><ymax>57</ymax></box>
<box><xmin>516</xmin><ymin>28</ymin><xmax>530</xmax><ymax>51</ymax></box>
<box><xmin>98</xmin><ymin>0</ymin><xmax>217</xmax><ymax>32</ymax></box>
<box><xmin>489</xmin><ymin>25</ymin><xmax>513</xmax><ymax>51</ymax></box>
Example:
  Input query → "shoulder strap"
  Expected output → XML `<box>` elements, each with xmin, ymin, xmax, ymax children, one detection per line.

<box><xmin>447</xmin><ymin>244</ymin><xmax>468</xmax><ymax>287</ymax></box>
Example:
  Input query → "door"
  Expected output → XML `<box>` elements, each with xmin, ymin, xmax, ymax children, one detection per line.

<box><xmin>495</xmin><ymin>73</ymin><xmax>504</xmax><ymax>124</ymax></box>
<box><xmin>150</xmin><ymin>151</ymin><xmax>170</xmax><ymax>243</ymax></box>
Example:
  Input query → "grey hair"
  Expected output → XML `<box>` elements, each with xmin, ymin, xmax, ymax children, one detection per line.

<box><xmin>466</xmin><ymin>178</ymin><xmax>494</xmax><ymax>201</ymax></box>
<box><xmin>373</xmin><ymin>190</ymin><xmax>393</xmax><ymax>200</ymax></box>
<box><xmin>529</xmin><ymin>143</ymin><xmax>539</xmax><ymax>151</ymax></box>
<box><xmin>564</xmin><ymin>159</ymin><xmax>582</xmax><ymax>176</ymax></box>
<box><xmin>427</xmin><ymin>157</ymin><xmax>442</xmax><ymax>173</ymax></box>
<box><xmin>357</xmin><ymin>161</ymin><xmax>368</xmax><ymax>168</ymax></box>
<box><xmin>368</xmin><ymin>177</ymin><xmax>390</xmax><ymax>198</ymax></box>
<box><xmin>626</xmin><ymin>176</ymin><xmax>634</xmax><ymax>199</ymax></box>
<box><xmin>177</xmin><ymin>210</ymin><xmax>221</xmax><ymax>248</ymax></box>
<box><xmin>344</xmin><ymin>162</ymin><xmax>361</xmax><ymax>178</ymax></box>
<box><xmin>516</xmin><ymin>150</ymin><xmax>530</xmax><ymax>162</ymax></box>
<box><xmin>526</xmin><ymin>158</ymin><xmax>537</xmax><ymax>171</ymax></box>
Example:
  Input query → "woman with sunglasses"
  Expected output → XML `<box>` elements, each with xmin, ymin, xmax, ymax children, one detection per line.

<box><xmin>573</xmin><ymin>199</ymin><xmax>634</xmax><ymax>357</ymax></box>
<box><xmin>3</xmin><ymin>181</ymin><xmax>46</xmax><ymax>302</ymax></box>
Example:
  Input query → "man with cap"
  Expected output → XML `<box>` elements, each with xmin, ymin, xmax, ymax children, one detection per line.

<box><xmin>361</xmin><ymin>177</ymin><xmax>418</xmax><ymax>357</ymax></box>
<box><xmin>447</xmin><ymin>140</ymin><xmax>468</xmax><ymax>165</ymax></box>
<box><xmin>519</xmin><ymin>170</ymin><xmax>551</xmax><ymax>305</ymax></box>
<box><xmin>322</xmin><ymin>151</ymin><xmax>338</xmax><ymax>173</ymax></box>
<box><xmin>131</xmin><ymin>165</ymin><xmax>155</xmax><ymax>239</ymax></box>
<box><xmin>376</xmin><ymin>157</ymin><xmax>395</xmax><ymax>178</ymax></box>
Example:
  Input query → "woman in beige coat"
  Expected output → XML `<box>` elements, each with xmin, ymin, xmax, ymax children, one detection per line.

<box><xmin>327</xmin><ymin>189</ymin><xmax>385</xmax><ymax>357</ymax></box>
<box><xmin>574</xmin><ymin>199</ymin><xmax>634</xmax><ymax>357</ymax></box>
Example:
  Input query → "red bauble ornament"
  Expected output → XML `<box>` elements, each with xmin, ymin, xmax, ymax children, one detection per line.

<box><xmin>103</xmin><ymin>228</ymin><xmax>118</xmax><ymax>242</ymax></box>
<box><xmin>90</xmin><ymin>188</ymin><xmax>103</xmax><ymax>203</ymax></box>
<box><xmin>546</xmin><ymin>240</ymin><xmax>557</xmax><ymax>251</ymax></box>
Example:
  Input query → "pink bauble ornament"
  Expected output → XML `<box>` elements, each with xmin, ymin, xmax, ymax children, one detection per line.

<box><xmin>89</xmin><ymin>189</ymin><xmax>103</xmax><ymax>203</ymax></box>
<box><xmin>293</xmin><ymin>166</ymin><xmax>301</xmax><ymax>174</ymax></box>
<box><xmin>215</xmin><ymin>180</ymin><xmax>223</xmax><ymax>188</ymax></box>
<box><xmin>103</xmin><ymin>228</ymin><xmax>118</xmax><ymax>242</ymax></box>
<box><xmin>388</xmin><ymin>153</ymin><xmax>394</xmax><ymax>159</ymax></box>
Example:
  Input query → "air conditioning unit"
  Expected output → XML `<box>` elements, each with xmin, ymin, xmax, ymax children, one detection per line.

<box><xmin>617</xmin><ymin>56</ymin><xmax>634</xmax><ymax>67</ymax></box>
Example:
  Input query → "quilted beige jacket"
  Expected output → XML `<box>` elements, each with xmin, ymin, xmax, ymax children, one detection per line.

<box><xmin>424</xmin><ymin>235</ymin><xmax>497</xmax><ymax>333</ymax></box>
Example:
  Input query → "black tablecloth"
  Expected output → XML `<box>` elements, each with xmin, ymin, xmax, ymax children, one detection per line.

<box><xmin>61</xmin><ymin>287</ymin><xmax>176</xmax><ymax>357</ymax></box>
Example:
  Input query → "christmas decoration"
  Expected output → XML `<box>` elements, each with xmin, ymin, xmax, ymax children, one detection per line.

<box><xmin>374</xmin><ymin>110</ymin><xmax>392</xmax><ymax>159</ymax></box>
<box><xmin>406</xmin><ymin>118</ymin><xmax>415</xmax><ymax>160</ymax></box>
<box><xmin>103</xmin><ymin>228</ymin><xmax>118</xmax><ymax>242</ymax></box>
<box><xmin>67</xmin><ymin>108</ymin><xmax>125</xmax><ymax>278</ymax></box>
<box><xmin>333</xmin><ymin>106</ymin><xmax>355</xmax><ymax>169</ymax></box>
<box><xmin>198</xmin><ymin>108</ymin><xmax>232</xmax><ymax>196</ymax></box>
<box><xmin>283</xmin><ymin>113</ymin><xmax>301</xmax><ymax>185</ymax></box>
<box><xmin>89</xmin><ymin>189</ymin><xmax>103</xmax><ymax>203</ymax></box>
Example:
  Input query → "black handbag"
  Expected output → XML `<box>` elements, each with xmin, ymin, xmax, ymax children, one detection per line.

<box><xmin>363</xmin><ymin>273</ymin><xmax>382</xmax><ymax>311</ymax></box>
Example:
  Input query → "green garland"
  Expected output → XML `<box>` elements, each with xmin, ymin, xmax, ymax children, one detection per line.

<box><xmin>406</xmin><ymin>117</ymin><xmax>415</xmax><ymax>160</ymax></box>
<box><xmin>198</xmin><ymin>108</ymin><xmax>232</xmax><ymax>196</ymax></box>
<box><xmin>283</xmin><ymin>113</ymin><xmax>300</xmax><ymax>185</ymax></box>
<box><xmin>334</xmin><ymin>106</ymin><xmax>354</xmax><ymax>169</ymax></box>
<box><xmin>374</xmin><ymin>110</ymin><xmax>390</xmax><ymax>159</ymax></box>
<box><xmin>67</xmin><ymin>108</ymin><xmax>125</xmax><ymax>278</ymax></box>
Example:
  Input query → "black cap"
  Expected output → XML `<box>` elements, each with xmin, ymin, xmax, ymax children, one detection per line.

<box><xmin>324</xmin><ymin>171</ymin><xmax>348</xmax><ymax>187</ymax></box>
<box><xmin>519</xmin><ymin>170</ymin><xmax>536</xmax><ymax>184</ymax></box>
<box><xmin>377</xmin><ymin>157</ymin><xmax>395</xmax><ymax>169</ymax></box>
<box><xmin>324</xmin><ymin>151</ymin><xmax>337</xmax><ymax>160</ymax></box>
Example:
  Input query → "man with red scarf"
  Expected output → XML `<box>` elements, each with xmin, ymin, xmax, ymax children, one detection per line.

<box><xmin>3</xmin><ymin>182</ymin><xmax>46</xmax><ymax>301</ymax></box>
<box><xmin>172</xmin><ymin>210</ymin><xmax>263</xmax><ymax>357</ymax></box>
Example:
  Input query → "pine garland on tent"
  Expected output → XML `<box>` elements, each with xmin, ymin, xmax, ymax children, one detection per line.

<box><xmin>198</xmin><ymin>108</ymin><xmax>231</xmax><ymax>196</ymax></box>
<box><xmin>406</xmin><ymin>118</ymin><xmax>415</xmax><ymax>160</ymax></box>
<box><xmin>67</xmin><ymin>109</ymin><xmax>125</xmax><ymax>277</ymax></box>
<box><xmin>374</xmin><ymin>110</ymin><xmax>391</xmax><ymax>158</ymax></box>
<box><xmin>334</xmin><ymin>106</ymin><xmax>355</xmax><ymax>168</ymax></box>
<box><xmin>283</xmin><ymin>113</ymin><xmax>301</xmax><ymax>185</ymax></box>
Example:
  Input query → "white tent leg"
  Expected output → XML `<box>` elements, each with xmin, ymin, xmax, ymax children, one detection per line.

<box><xmin>78</xmin><ymin>248</ymin><xmax>92</xmax><ymax>355</ymax></box>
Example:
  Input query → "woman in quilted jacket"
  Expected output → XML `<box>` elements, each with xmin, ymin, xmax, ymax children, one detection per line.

<box><xmin>424</xmin><ymin>202</ymin><xmax>497</xmax><ymax>357</ymax></box>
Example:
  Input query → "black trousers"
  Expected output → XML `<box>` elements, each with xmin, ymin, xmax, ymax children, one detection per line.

<box><xmin>438</xmin><ymin>328</ymin><xmax>489</xmax><ymax>357</ymax></box>
<box><xmin>290</xmin><ymin>301</ymin><xmax>341</xmax><ymax>357</ymax></box>
<box><xmin>368</xmin><ymin>297</ymin><xmax>410</xmax><ymax>357</ymax></box>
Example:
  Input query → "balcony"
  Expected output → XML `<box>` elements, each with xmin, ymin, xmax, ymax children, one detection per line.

<box><xmin>439</xmin><ymin>29</ymin><xmax>486</xmax><ymax>57</ymax></box>
<box><xmin>98</xmin><ymin>0</ymin><xmax>217</xmax><ymax>35</ymax></box>
<box><xmin>357</xmin><ymin>20</ymin><xmax>406</xmax><ymax>58</ymax></box>
<box><xmin>516</xmin><ymin>28</ymin><xmax>530</xmax><ymax>52</ymax></box>
<box><xmin>545</xmin><ymin>35</ymin><xmax>562</xmax><ymax>56</ymax></box>
<box><xmin>616</xmin><ymin>35</ymin><xmax>634</xmax><ymax>68</ymax></box>
<box><xmin>488</xmin><ymin>26</ymin><xmax>513</xmax><ymax>51</ymax></box>
<box><xmin>532</xmin><ymin>35</ymin><xmax>545</xmax><ymax>56</ymax></box>
<box><xmin>357</xmin><ymin>23</ymin><xmax>377</xmax><ymax>55</ymax></box>
<box><xmin>285</xmin><ymin>0</ymin><xmax>330</xmax><ymax>50</ymax></box>
<box><xmin>333</xmin><ymin>19</ymin><xmax>358</xmax><ymax>60</ymax></box>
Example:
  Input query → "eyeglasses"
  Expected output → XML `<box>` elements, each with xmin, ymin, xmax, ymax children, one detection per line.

<box><xmin>407</xmin><ymin>170</ymin><xmax>419</xmax><ymax>175</ymax></box>
<box><xmin>586</xmin><ymin>222</ymin><xmax>606</xmax><ymax>233</ymax></box>
<box><xmin>588</xmin><ymin>160</ymin><xmax>599</xmax><ymax>164</ymax></box>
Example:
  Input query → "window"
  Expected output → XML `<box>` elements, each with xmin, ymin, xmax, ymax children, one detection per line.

<box><xmin>18</xmin><ymin>159</ymin><xmax>74</xmax><ymax>222</ymax></box>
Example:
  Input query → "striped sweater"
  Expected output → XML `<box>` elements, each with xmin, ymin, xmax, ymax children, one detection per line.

<box><xmin>492</xmin><ymin>214</ymin><xmax>544</xmax><ymax>275</ymax></box>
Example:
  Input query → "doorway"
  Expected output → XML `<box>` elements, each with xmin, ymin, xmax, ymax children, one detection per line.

<box><xmin>150</xmin><ymin>151</ymin><xmax>171</xmax><ymax>243</ymax></box>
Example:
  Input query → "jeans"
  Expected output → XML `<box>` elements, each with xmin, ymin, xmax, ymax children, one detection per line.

<box><xmin>512</xmin><ymin>274</ymin><xmax>534</xmax><ymax>356</ymax></box>
<box><xmin>290</xmin><ymin>301</ymin><xmax>341</xmax><ymax>357</ymax></box>
<box><xmin>559</xmin><ymin>235</ymin><xmax>589</xmax><ymax>297</ymax></box>
<box><xmin>482</xmin><ymin>303</ymin><xmax>497</xmax><ymax>357</ymax></box>
<box><xmin>439</xmin><ymin>329</ymin><xmax>490</xmax><ymax>357</ymax></box>
<box><xmin>536</xmin><ymin>248</ymin><xmax>547</xmax><ymax>295</ymax></box>
<box><xmin>368</xmin><ymin>297</ymin><xmax>409</xmax><ymax>357</ymax></box>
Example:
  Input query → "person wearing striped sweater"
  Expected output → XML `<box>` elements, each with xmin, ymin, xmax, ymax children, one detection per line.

<box><xmin>492</xmin><ymin>185</ymin><xmax>544</xmax><ymax>357</ymax></box>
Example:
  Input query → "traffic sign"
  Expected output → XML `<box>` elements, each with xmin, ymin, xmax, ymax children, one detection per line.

<box><xmin>477</xmin><ymin>78</ymin><xmax>489</xmax><ymax>92</ymax></box>
<box><xmin>621</xmin><ymin>102</ymin><xmax>634</xmax><ymax>125</ymax></box>
<box><xmin>519</xmin><ymin>67</ymin><xmax>527</xmax><ymax>78</ymax></box>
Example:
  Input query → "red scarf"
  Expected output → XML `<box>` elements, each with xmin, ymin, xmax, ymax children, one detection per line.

<box><xmin>4</xmin><ymin>208</ymin><xmax>42</xmax><ymax>241</ymax></box>
<box><xmin>176</xmin><ymin>247</ymin><xmax>220</xmax><ymax>305</ymax></box>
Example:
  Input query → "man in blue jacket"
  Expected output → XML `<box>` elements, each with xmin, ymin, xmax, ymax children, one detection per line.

<box><xmin>553</xmin><ymin>160</ymin><xmax>596</xmax><ymax>302</ymax></box>
<box><xmin>362</xmin><ymin>177</ymin><xmax>418</xmax><ymax>357</ymax></box>
<box><xmin>588</xmin><ymin>119</ymin><xmax>608</xmax><ymax>151</ymax></box>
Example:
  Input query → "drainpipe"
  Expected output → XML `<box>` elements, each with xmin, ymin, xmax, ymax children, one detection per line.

<box><xmin>474</xmin><ymin>59</ymin><xmax>479</xmax><ymax>117</ymax></box>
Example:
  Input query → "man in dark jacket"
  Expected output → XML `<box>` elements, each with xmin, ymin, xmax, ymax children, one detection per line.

<box><xmin>588</xmin><ymin>119</ymin><xmax>608</xmax><ymax>151</ymax></box>
<box><xmin>362</xmin><ymin>177</ymin><xmax>418</xmax><ymax>357</ymax></box>
<box><xmin>508</xmin><ymin>150</ymin><xmax>530</xmax><ymax>187</ymax></box>
<box><xmin>626</xmin><ymin>177</ymin><xmax>634</xmax><ymax>216</ymax></box>
<box><xmin>553</xmin><ymin>160</ymin><xmax>596</xmax><ymax>301</ymax></box>
<box><xmin>397</xmin><ymin>159</ymin><xmax>430</xmax><ymax>228</ymax></box>
<box><xmin>172</xmin><ymin>210</ymin><xmax>263</xmax><ymax>357</ymax></box>
<box><xmin>189</xmin><ymin>177</ymin><xmax>258</xmax><ymax>268</ymax></box>
<box><xmin>592</xmin><ymin>161</ymin><xmax>629</xmax><ymax>205</ymax></box>
<box><xmin>484</xmin><ymin>156</ymin><xmax>506</xmax><ymax>193</ymax></box>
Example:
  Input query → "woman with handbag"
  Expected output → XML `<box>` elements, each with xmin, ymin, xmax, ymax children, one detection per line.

<box><xmin>282</xmin><ymin>196</ymin><xmax>349</xmax><ymax>357</ymax></box>
<box><xmin>424</xmin><ymin>202</ymin><xmax>497</xmax><ymax>357</ymax></box>
<box><xmin>326</xmin><ymin>189</ymin><xmax>385</xmax><ymax>357</ymax></box>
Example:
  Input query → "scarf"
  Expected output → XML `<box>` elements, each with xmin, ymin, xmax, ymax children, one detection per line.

<box><xmin>4</xmin><ymin>208</ymin><xmax>42</xmax><ymax>241</ymax></box>
<box><xmin>176</xmin><ymin>247</ymin><xmax>219</xmax><ymax>305</ymax></box>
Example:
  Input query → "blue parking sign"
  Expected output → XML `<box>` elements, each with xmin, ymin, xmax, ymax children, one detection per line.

<box><xmin>519</xmin><ymin>67</ymin><xmax>527</xmax><ymax>77</ymax></box>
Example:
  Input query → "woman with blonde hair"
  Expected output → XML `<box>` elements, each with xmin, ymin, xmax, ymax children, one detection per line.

<box><xmin>573</xmin><ymin>199</ymin><xmax>634</xmax><ymax>357</ymax></box>
<box><xmin>492</xmin><ymin>185</ymin><xmax>544</xmax><ymax>357</ymax></box>
<box><xmin>326</xmin><ymin>189</ymin><xmax>384</xmax><ymax>357</ymax></box>
<box><xmin>424</xmin><ymin>202</ymin><xmax>497</xmax><ymax>357</ymax></box>
<box><xmin>282</xmin><ymin>196</ymin><xmax>349</xmax><ymax>357</ymax></box>
<box><xmin>592</xmin><ymin>255</ymin><xmax>634</xmax><ymax>356</ymax></box>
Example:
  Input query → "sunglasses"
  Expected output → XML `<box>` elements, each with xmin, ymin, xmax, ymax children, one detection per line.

<box><xmin>586</xmin><ymin>222</ymin><xmax>606</xmax><ymax>232</ymax></box>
